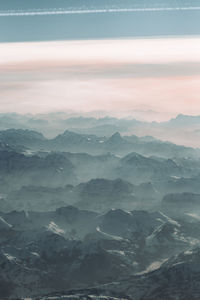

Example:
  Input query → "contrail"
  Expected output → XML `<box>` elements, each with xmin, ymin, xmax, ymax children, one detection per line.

<box><xmin>1</xmin><ymin>6</ymin><xmax>200</xmax><ymax>17</ymax></box>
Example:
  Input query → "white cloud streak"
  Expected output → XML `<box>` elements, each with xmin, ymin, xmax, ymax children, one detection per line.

<box><xmin>1</xmin><ymin>6</ymin><xmax>200</xmax><ymax>17</ymax></box>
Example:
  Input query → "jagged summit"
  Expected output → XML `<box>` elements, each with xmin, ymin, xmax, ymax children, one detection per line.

<box><xmin>107</xmin><ymin>132</ymin><xmax>123</xmax><ymax>142</ymax></box>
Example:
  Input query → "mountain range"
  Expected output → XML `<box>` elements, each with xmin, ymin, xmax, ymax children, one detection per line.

<box><xmin>1</xmin><ymin>205</ymin><xmax>200</xmax><ymax>299</ymax></box>
<box><xmin>1</xmin><ymin>113</ymin><xmax>200</xmax><ymax>147</ymax></box>
<box><xmin>0</xmin><ymin>117</ymin><xmax>199</xmax><ymax>298</ymax></box>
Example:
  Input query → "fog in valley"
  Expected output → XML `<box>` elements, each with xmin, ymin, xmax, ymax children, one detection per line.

<box><xmin>0</xmin><ymin>113</ymin><xmax>200</xmax><ymax>299</ymax></box>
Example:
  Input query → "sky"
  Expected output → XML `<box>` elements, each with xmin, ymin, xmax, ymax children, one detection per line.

<box><xmin>1</xmin><ymin>1</ymin><xmax>200</xmax><ymax>121</ymax></box>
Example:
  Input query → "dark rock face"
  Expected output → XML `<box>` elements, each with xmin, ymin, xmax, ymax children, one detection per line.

<box><xmin>0</xmin><ymin>151</ymin><xmax>76</xmax><ymax>193</ymax></box>
<box><xmin>0</xmin><ymin>129</ymin><xmax>45</xmax><ymax>149</ymax></box>
<box><xmin>74</xmin><ymin>178</ymin><xmax>136</xmax><ymax>211</ymax></box>
<box><xmin>0</xmin><ymin>204</ymin><xmax>199</xmax><ymax>299</ymax></box>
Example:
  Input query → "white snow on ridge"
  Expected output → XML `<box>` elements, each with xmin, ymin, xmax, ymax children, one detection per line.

<box><xmin>137</xmin><ymin>259</ymin><xmax>168</xmax><ymax>275</ymax></box>
<box><xmin>107</xmin><ymin>250</ymin><xmax>126</xmax><ymax>256</ymax></box>
<box><xmin>185</xmin><ymin>213</ymin><xmax>200</xmax><ymax>221</ymax></box>
<box><xmin>96</xmin><ymin>226</ymin><xmax>125</xmax><ymax>241</ymax></box>
<box><xmin>3</xmin><ymin>252</ymin><xmax>17</xmax><ymax>262</ymax></box>
<box><xmin>156</xmin><ymin>218</ymin><xmax>165</xmax><ymax>223</ymax></box>
<box><xmin>0</xmin><ymin>216</ymin><xmax>12</xmax><ymax>228</ymax></box>
<box><xmin>47</xmin><ymin>222</ymin><xmax>64</xmax><ymax>235</ymax></box>
<box><xmin>31</xmin><ymin>252</ymin><xmax>40</xmax><ymax>257</ymax></box>
<box><xmin>184</xmin><ymin>249</ymin><xmax>193</xmax><ymax>255</ymax></box>
<box><xmin>159</xmin><ymin>212</ymin><xmax>181</xmax><ymax>227</ymax></box>
<box><xmin>41</xmin><ymin>295</ymin><xmax>127</xmax><ymax>300</ymax></box>
<box><xmin>170</xmin><ymin>176</ymin><xmax>181</xmax><ymax>180</ymax></box>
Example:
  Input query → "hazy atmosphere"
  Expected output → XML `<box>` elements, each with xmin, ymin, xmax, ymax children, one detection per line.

<box><xmin>1</xmin><ymin>1</ymin><xmax>200</xmax><ymax>300</ymax></box>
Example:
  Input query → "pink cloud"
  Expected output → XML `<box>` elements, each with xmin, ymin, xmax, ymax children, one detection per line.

<box><xmin>1</xmin><ymin>38</ymin><xmax>200</xmax><ymax>120</ymax></box>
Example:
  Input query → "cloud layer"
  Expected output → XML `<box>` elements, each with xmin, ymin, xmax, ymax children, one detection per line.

<box><xmin>1</xmin><ymin>38</ymin><xmax>200</xmax><ymax>121</ymax></box>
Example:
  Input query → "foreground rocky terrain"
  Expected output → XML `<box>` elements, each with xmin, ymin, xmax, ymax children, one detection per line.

<box><xmin>1</xmin><ymin>205</ymin><xmax>200</xmax><ymax>299</ymax></box>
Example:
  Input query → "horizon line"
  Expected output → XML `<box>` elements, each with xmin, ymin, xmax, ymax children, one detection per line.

<box><xmin>0</xmin><ymin>111</ymin><xmax>198</xmax><ymax>122</ymax></box>
<box><xmin>1</xmin><ymin>35</ymin><xmax>200</xmax><ymax>45</ymax></box>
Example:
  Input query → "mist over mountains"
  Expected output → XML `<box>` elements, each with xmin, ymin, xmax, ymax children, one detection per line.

<box><xmin>0</xmin><ymin>114</ymin><xmax>200</xmax><ymax>298</ymax></box>
<box><xmin>1</xmin><ymin>112</ymin><xmax>200</xmax><ymax>147</ymax></box>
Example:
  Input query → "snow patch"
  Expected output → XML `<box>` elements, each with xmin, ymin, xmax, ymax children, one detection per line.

<box><xmin>170</xmin><ymin>176</ymin><xmax>181</xmax><ymax>180</ymax></box>
<box><xmin>107</xmin><ymin>250</ymin><xmax>125</xmax><ymax>256</ymax></box>
<box><xmin>156</xmin><ymin>218</ymin><xmax>165</xmax><ymax>223</ymax></box>
<box><xmin>31</xmin><ymin>252</ymin><xmax>40</xmax><ymax>257</ymax></box>
<box><xmin>137</xmin><ymin>259</ymin><xmax>168</xmax><ymax>274</ymax></box>
<box><xmin>0</xmin><ymin>216</ymin><xmax>12</xmax><ymax>228</ymax></box>
<box><xmin>185</xmin><ymin>213</ymin><xmax>200</xmax><ymax>221</ymax></box>
<box><xmin>125</xmin><ymin>210</ymin><xmax>133</xmax><ymax>216</ymax></box>
<box><xmin>47</xmin><ymin>222</ymin><xmax>64</xmax><ymax>235</ymax></box>
<box><xmin>172</xmin><ymin>261</ymin><xmax>184</xmax><ymax>267</ymax></box>
<box><xmin>184</xmin><ymin>249</ymin><xmax>193</xmax><ymax>255</ymax></box>
<box><xmin>3</xmin><ymin>252</ymin><xmax>17</xmax><ymax>262</ymax></box>
<box><xmin>96</xmin><ymin>226</ymin><xmax>125</xmax><ymax>241</ymax></box>
<box><xmin>25</xmin><ymin>211</ymin><xmax>29</xmax><ymax>218</ymax></box>
<box><xmin>159</xmin><ymin>212</ymin><xmax>181</xmax><ymax>227</ymax></box>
